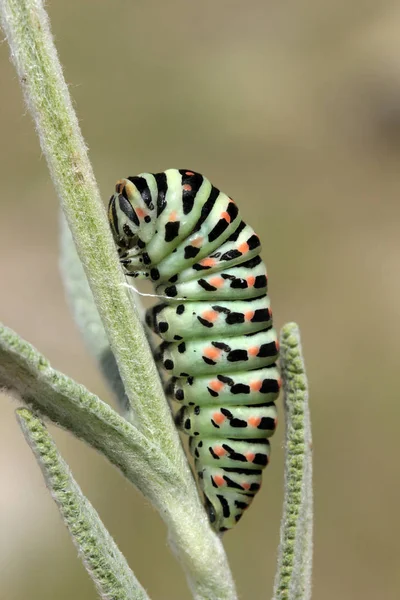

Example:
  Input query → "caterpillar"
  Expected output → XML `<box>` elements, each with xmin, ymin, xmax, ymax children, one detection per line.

<box><xmin>108</xmin><ymin>169</ymin><xmax>280</xmax><ymax>532</ymax></box>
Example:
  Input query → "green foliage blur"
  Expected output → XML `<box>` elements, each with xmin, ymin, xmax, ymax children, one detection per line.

<box><xmin>1</xmin><ymin>1</ymin><xmax>399</xmax><ymax>599</ymax></box>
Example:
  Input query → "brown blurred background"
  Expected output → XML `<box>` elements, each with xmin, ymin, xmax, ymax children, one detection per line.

<box><xmin>1</xmin><ymin>1</ymin><xmax>400</xmax><ymax>599</ymax></box>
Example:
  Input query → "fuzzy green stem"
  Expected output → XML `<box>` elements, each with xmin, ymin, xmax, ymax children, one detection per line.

<box><xmin>273</xmin><ymin>323</ymin><xmax>313</xmax><ymax>600</ymax></box>
<box><xmin>0</xmin><ymin>0</ymin><xmax>178</xmax><ymax>458</ymax></box>
<box><xmin>0</xmin><ymin>2</ymin><xmax>237</xmax><ymax>597</ymax></box>
<box><xmin>59</xmin><ymin>214</ymin><xmax>131</xmax><ymax>418</ymax></box>
<box><xmin>59</xmin><ymin>214</ymin><xmax>159</xmax><ymax>421</ymax></box>
<box><xmin>16</xmin><ymin>408</ymin><xmax>149</xmax><ymax>600</ymax></box>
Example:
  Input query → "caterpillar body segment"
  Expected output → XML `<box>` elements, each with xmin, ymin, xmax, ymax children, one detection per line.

<box><xmin>146</xmin><ymin>296</ymin><xmax>272</xmax><ymax>341</ymax></box>
<box><xmin>166</xmin><ymin>365</ymin><xmax>281</xmax><ymax>406</ymax></box>
<box><xmin>154</xmin><ymin>255</ymin><xmax>268</xmax><ymax>301</ymax></box>
<box><xmin>189</xmin><ymin>436</ymin><xmax>271</xmax><ymax>468</ymax></box>
<box><xmin>175</xmin><ymin>403</ymin><xmax>278</xmax><ymax>438</ymax></box>
<box><xmin>155</xmin><ymin>328</ymin><xmax>279</xmax><ymax>377</ymax></box>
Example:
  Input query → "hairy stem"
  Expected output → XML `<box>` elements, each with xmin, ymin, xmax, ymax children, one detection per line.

<box><xmin>273</xmin><ymin>323</ymin><xmax>313</xmax><ymax>600</ymax></box>
<box><xmin>0</xmin><ymin>0</ymin><xmax>178</xmax><ymax>457</ymax></box>
<box><xmin>59</xmin><ymin>214</ymin><xmax>131</xmax><ymax>418</ymax></box>
<box><xmin>0</xmin><ymin>1</ymin><xmax>237</xmax><ymax>598</ymax></box>
<box><xmin>17</xmin><ymin>408</ymin><xmax>149</xmax><ymax>600</ymax></box>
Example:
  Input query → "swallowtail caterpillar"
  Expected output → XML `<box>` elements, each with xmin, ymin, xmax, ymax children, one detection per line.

<box><xmin>108</xmin><ymin>169</ymin><xmax>280</xmax><ymax>532</ymax></box>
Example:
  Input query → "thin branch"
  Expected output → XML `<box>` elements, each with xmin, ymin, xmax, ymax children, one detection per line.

<box><xmin>0</xmin><ymin>2</ymin><xmax>237</xmax><ymax>598</ymax></box>
<box><xmin>59</xmin><ymin>214</ymin><xmax>160</xmax><ymax>420</ymax></box>
<box><xmin>59</xmin><ymin>214</ymin><xmax>132</xmax><ymax>419</ymax></box>
<box><xmin>17</xmin><ymin>408</ymin><xmax>150</xmax><ymax>600</ymax></box>
<box><xmin>273</xmin><ymin>323</ymin><xmax>313</xmax><ymax>600</ymax></box>
<box><xmin>0</xmin><ymin>0</ymin><xmax>179</xmax><ymax>457</ymax></box>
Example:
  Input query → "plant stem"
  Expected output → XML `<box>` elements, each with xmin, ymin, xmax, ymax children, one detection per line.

<box><xmin>273</xmin><ymin>323</ymin><xmax>313</xmax><ymax>600</ymax></box>
<box><xmin>0</xmin><ymin>1</ymin><xmax>237</xmax><ymax>597</ymax></box>
<box><xmin>59</xmin><ymin>214</ymin><xmax>132</xmax><ymax>418</ymax></box>
<box><xmin>17</xmin><ymin>408</ymin><xmax>150</xmax><ymax>600</ymax></box>
<box><xmin>0</xmin><ymin>0</ymin><xmax>178</xmax><ymax>459</ymax></box>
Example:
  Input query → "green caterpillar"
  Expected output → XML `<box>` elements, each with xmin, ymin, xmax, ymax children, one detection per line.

<box><xmin>108</xmin><ymin>169</ymin><xmax>280</xmax><ymax>532</ymax></box>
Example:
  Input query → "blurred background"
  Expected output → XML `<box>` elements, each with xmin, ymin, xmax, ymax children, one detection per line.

<box><xmin>1</xmin><ymin>1</ymin><xmax>399</xmax><ymax>598</ymax></box>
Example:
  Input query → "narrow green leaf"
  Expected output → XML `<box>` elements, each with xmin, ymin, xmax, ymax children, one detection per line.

<box><xmin>273</xmin><ymin>323</ymin><xmax>313</xmax><ymax>600</ymax></box>
<box><xmin>17</xmin><ymin>408</ymin><xmax>149</xmax><ymax>600</ymax></box>
<box><xmin>0</xmin><ymin>322</ymin><xmax>178</xmax><ymax>498</ymax></box>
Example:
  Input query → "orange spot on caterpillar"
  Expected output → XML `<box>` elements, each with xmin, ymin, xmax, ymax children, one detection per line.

<box><xmin>203</xmin><ymin>346</ymin><xmax>221</xmax><ymax>360</ymax></box>
<box><xmin>241</xmin><ymin>482</ymin><xmax>251</xmax><ymax>490</ymax></box>
<box><xmin>275</xmin><ymin>339</ymin><xmax>280</xmax><ymax>352</ymax></box>
<box><xmin>183</xmin><ymin>184</ymin><xmax>192</xmax><ymax>192</ymax></box>
<box><xmin>250</xmin><ymin>380</ymin><xmax>262</xmax><ymax>392</ymax></box>
<box><xmin>199</xmin><ymin>257</ymin><xmax>217</xmax><ymax>267</ymax></box>
<box><xmin>220</xmin><ymin>211</ymin><xmax>231</xmax><ymax>223</ymax></box>
<box><xmin>246</xmin><ymin>275</ymin><xmax>256</xmax><ymax>287</ymax></box>
<box><xmin>209</xmin><ymin>276</ymin><xmax>224</xmax><ymax>288</ymax></box>
<box><xmin>213</xmin><ymin>412</ymin><xmax>226</xmax><ymax>425</ymax></box>
<box><xmin>135</xmin><ymin>207</ymin><xmax>146</xmax><ymax>219</ymax></box>
<box><xmin>169</xmin><ymin>210</ymin><xmax>178</xmax><ymax>222</ymax></box>
<box><xmin>245</xmin><ymin>452</ymin><xmax>255</xmax><ymax>462</ymax></box>
<box><xmin>244</xmin><ymin>311</ymin><xmax>254</xmax><ymax>321</ymax></box>
<box><xmin>248</xmin><ymin>346</ymin><xmax>259</xmax><ymax>357</ymax></box>
<box><xmin>274</xmin><ymin>418</ymin><xmax>278</xmax><ymax>429</ymax></box>
<box><xmin>248</xmin><ymin>416</ymin><xmax>261</xmax><ymax>427</ymax></box>
<box><xmin>191</xmin><ymin>236</ymin><xmax>203</xmax><ymax>247</ymax></box>
<box><xmin>277</xmin><ymin>377</ymin><xmax>282</xmax><ymax>389</ymax></box>
<box><xmin>202</xmin><ymin>310</ymin><xmax>219</xmax><ymax>322</ymax></box>
<box><xmin>185</xmin><ymin>171</ymin><xmax>194</xmax><ymax>176</ymax></box>
<box><xmin>213</xmin><ymin>475</ymin><xmax>226</xmax><ymax>487</ymax></box>
<box><xmin>209</xmin><ymin>379</ymin><xmax>224</xmax><ymax>392</ymax></box>
<box><xmin>238</xmin><ymin>241</ymin><xmax>250</xmax><ymax>254</ymax></box>
<box><xmin>214</xmin><ymin>446</ymin><xmax>227</xmax><ymax>457</ymax></box>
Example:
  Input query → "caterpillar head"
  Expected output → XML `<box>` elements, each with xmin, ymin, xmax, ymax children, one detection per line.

<box><xmin>108</xmin><ymin>177</ymin><xmax>156</xmax><ymax>253</ymax></box>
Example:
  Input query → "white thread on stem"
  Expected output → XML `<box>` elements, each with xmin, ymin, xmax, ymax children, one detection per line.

<box><xmin>119</xmin><ymin>281</ymin><xmax>188</xmax><ymax>302</ymax></box>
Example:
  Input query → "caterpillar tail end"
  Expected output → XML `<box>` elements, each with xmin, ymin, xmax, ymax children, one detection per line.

<box><xmin>202</xmin><ymin>490</ymin><xmax>250</xmax><ymax>533</ymax></box>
